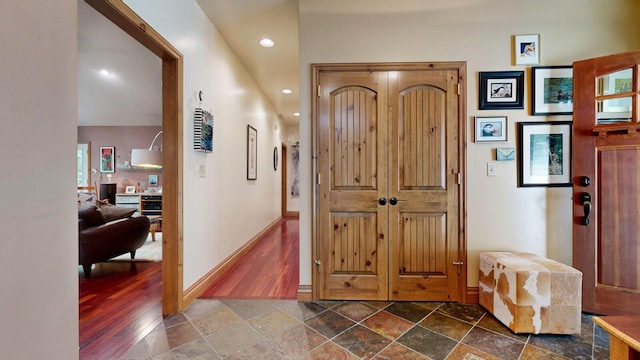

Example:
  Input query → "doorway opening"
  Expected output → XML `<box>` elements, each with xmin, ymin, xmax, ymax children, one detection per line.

<box><xmin>86</xmin><ymin>0</ymin><xmax>184</xmax><ymax>314</ymax></box>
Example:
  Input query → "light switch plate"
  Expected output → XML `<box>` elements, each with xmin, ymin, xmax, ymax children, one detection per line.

<box><xmin>487</xmin><ymin>162</ymin><xmax>497</xmax><ymax>177</ymax></box>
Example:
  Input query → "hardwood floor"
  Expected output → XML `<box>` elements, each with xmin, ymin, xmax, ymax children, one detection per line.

<box><xmin>79</xmin><ymin>217</ymin><xmax>299</xmax><ymax>359</ymax></box>
<box><xmin>200</xmin><ymin>217</ymin><xmax>299</xmax><ymax>299</ymax></box>
<box><xmin>79</xmin><ymin>261</ymin><xmax>163</xmax><ymax>360</ymax></box>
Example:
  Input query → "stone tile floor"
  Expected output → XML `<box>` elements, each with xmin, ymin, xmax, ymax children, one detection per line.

<box><xmin>120</xmin><ymin>300</ymin><xmax>610</xmax><ymax>359</ymax></box>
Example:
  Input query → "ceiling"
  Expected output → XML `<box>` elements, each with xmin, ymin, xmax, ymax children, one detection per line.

<box><xmin>77</xmin><ymin>0</ymin><xmax>162</xmax><ymax>126</ymax></box>
<box><xmin>78</xmin><ymin>0</ymin><xmax>480</xmax><ymax>127</ymax></box>
<box><xmin>77</xmin><ymin>0</ymin><xmax>299</xmax><ymax>127</ymax></box>
<box><xmin>196</xmin><ymin>0</ymin><xmax>300</xmax><ymax>126</ymax></box>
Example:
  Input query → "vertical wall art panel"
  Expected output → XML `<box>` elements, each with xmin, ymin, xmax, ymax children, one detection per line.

<box><xmin>291</xmin><ymin>144</ymin><xmax>300</xmax><ymax>195</ymax></box>
<box><xmin>247</xmin><ymin>125</ymin><xmax>257</xmax><ymax>180</ymax></box>
<box><xmin>194</xmin><ymin>108</ymin><xmax>213</xmax><ymax>152</ymax></box>
<box><xmin>99</xmin><ymin>146</ymin><xmax>115</xmax><ymax>173</ymax></box>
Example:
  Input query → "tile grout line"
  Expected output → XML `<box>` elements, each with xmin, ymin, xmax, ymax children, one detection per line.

<box><xmin>185</xmin><ymin>307</ymin><xmax>224</xmax><ymax>359</ymax></box>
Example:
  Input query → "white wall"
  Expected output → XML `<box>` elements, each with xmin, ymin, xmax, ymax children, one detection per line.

<box><xmin>298</xmin><ymin>0</ymin><xmax>640</xmax><ymax>287</ymax></box>
<box><xmin>124</xmin><ymin>0</ymin><xmax>283</xmax><ymax>290</ymax></box>
<box><xmin>0</xmin><ymin>1</ymin><xmax>79</xmax><ymax>358</ymax></box>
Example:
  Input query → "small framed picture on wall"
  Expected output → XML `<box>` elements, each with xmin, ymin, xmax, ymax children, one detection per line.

<box><xmin>514</xmin><ymin>34</ymin><xmax>539</xmax><ymax>65</ymax></box>
<box><xmin>531</xmin><ymin>66</ymin><xmax>573</xmax><ymax>115</ymax></box>
<box><xmin>475</xmin><ymin>116</ymin><xmax>508</xmax><ymax>142</ymax></box>
<box><xmin>99</xmin><ymin>146</ymin><xmax>115</xmax><ymax>173</ymax></box>
<box><xmin>149</xmin><ymin>174</ymin><xmax>158</xmax><ymax>187</ymax></box>
<box><xmin>478</xmin><ymin>71</ymin><xmax>525</xmax><ymax>110</ymax></box>
<box><xmin>247</xmin><ymin>125</ymin><xmax>257</xmax><ymax>180</ymax></box>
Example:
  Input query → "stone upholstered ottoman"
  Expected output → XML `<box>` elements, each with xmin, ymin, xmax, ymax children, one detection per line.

<box><xmin>478</xmin><ymin>252</ymin><xmax>582</xmax><ymax>334</ymax></box>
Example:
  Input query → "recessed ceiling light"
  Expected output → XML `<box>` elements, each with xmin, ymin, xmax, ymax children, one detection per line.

<box><xmin>294</xmin><ymin>112</ymin><xmax>300</xmax><ymax>117</ymax></box>
<box><xmin>282</xmin><ymin>89</ymin><xmax>292</xmax><ymax>94</ymax></box>
<box><xmin>259</xmin><ymin>38</ymin><xmax>274</xmax><ymax>47</ymax></box>
<box><xmin>100</xmin><ymin>69</ymin><xmax>111</xmax><ymax>76</ymax></box>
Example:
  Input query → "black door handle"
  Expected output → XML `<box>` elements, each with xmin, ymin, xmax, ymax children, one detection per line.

<box><xmin>580</xmin><ymin>176</ymin><xmax>591</xmax><ymax>187</ymax></box>
<box><xmin>389</xmin><ymin>197</ymin><xmax>398</xmax><ymax>205</ymax></box>
<box><xmin>580</xmin><ymin>192</ymin><xmax>592</xmax><ymax>226</ymax></box>
<box><xmin>378</xmin><ymin>197</ymin><xmax>387</xmax><ymax>206</ymax></box>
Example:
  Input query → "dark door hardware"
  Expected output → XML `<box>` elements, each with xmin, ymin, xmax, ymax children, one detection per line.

<box><xmin>580</xmin><ymin>192</ymin><xmax>592</xmax><ymax>226</ymax></box>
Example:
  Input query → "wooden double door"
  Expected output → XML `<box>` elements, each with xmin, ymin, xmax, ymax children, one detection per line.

<box><xmin>313</xmin><ymin>63</ymin><xmax>466</xmax><ymax>301</ymax></box>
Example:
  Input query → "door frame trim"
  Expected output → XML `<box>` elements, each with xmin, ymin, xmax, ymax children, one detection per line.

<box><xmin>86</xmin><ymin>0</ymin><xmax>184</xmax><ymax>314</ymax></box>
<box><xmin>311</xmin><ymin>62</ymin><xmax>468</xmax><ymax>302</ymax></box>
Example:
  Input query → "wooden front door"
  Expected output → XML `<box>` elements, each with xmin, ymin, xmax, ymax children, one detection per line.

<box><xmin>314</xmin><ymin>63</ymin><xmax>465</xmax><ymax>301</ymax></box>
<box><xmin>573</xmin><ymin>50</ymin><xmax>640</xmax><ymax>315</ymax></box>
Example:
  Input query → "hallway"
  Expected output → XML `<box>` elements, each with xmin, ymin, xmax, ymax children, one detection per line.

<box><xmin>200</xmin><ymin>218</ymin><xmax>299</xmax><ymax>299</ymax></box>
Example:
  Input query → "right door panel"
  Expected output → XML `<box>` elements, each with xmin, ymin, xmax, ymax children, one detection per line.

<box><xmin>388</xmin><ymin>70</ymin><xmax>461</xmax><ymax>301</ymax></box>
<box><xmin>573</xmin><ymin>50</ymin><xmax>640</xmax><ymax>315</ymax></box>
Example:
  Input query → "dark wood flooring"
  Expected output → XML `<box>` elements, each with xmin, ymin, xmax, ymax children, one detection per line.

<box><xmin>79</xmin><ymin>261</ymin><xmax>163</xmax><ymax>359</ymax></box>
<box><xmin>200</xmin><ymin>217</ymin><xmax>299</xmax><ymax>299</ymax></box>
<box><xmin>79</xmin><ymin>217</ymin><xmax>299</xmax><ymax>359</ymax></box>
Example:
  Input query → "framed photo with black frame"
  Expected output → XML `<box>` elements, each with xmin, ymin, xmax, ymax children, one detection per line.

<box><xmin>518</xmin><ymin>121</ymin><xmax>572</xmax><ymax>187</ymax></box>
<box><xmin>479</xmin><ymin>71</ymin><xmax>525</xmax><ymax>110</ymax></box>
<box><xmin>531</xmin><ymin>66</ymin><xmax>573</xmax><ymax>115</ymax></box>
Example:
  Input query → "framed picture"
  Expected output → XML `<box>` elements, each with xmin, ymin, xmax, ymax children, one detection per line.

<box><xmin>518</xmin><ymin>121</ymin><xmax>572</xmax><ymax>187</ymax></box>
<box><xmin>514</xmin><ymin>34</ymin><xmax>539</xmax><ymax>65</ymax></box>
<box><xmin>475</xmin><ymin>116</ymin><xmax>507</xmax><ymax>142</ymax></box>
<box><xmin>532</xmin><ymin>66</ymin><xmax>573</xmax><ymax>115</ymax></box>
<box><xmin>273</xmin><ymin>146</ymin><xmax>278</xmax><ymax>171</ymax></box>
<box><xmin>479</xmin><ymin>71</ymin><xmax>525</xmax><ymax>110</ymax></box>
<box><xmin>99</xmin><ymin>146</ymin><xmax>115</xmax><ymax>173</ymax></box>
<box><xmin>247</xmin><ymin>125</ymin><xmax>257</xmax><ymax>180</ymax></box>
<box><xmin>496</xmin><ymin>147</ymin><xmax>516</xmax><ymax>161</ymax></box>
<box><xmin>125</xmin><ymin>186</ymin><xmax>136</xmax><ymax>194</ymax></box>
<box><xmin>148</xmin><ymin>174</ymin><xmax>158</xmax><ymax>187</ymax></box>
<box><xmin>194</xmin><ymin>107</ymin><xmax>213</xmax><ymax>152</ymax></box>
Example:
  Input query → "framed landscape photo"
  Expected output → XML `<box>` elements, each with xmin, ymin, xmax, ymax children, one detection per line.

<box><xmin>532</xmin><ymin>66</ymin><xmax>573</xmax><ymax>115</ymax></box>
<box><xmin>247</xmin><ymin>125</ymin><xmax>257</xmax><ymax>180</ymax></box>
<box><xmin>479</xmin><ymin>71</ymin><xmax>525</xmax><ymax>110</ymax></box>
<box><xmin>99</xmin><ymin>146</ymin><xmax>115</xmax><ymax>173</ymax></box>
<box><xmin>518</xmin><ymin>121</ymin><xmax>572</xmax><ymax>187</ymax></box>
<box><xmin>514</xmin><ymin>34</ymin><xmax>540</xmax><ymax>65</ymax></box>
<box><xmin>475</xmin><ymin>116</ymin><xmax>507</xmax><ymax>142</ymax></box>
<box><xmin>125</xmin><ymin>185</ymin><xmax>136</xmax><ymax>194</ymax></box>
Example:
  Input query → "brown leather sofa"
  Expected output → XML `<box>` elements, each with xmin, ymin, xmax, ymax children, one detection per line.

<box><xmin>78</xmin><ymin>204</ymin><xmax>150</xmax><ymax>278</ymax></box>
